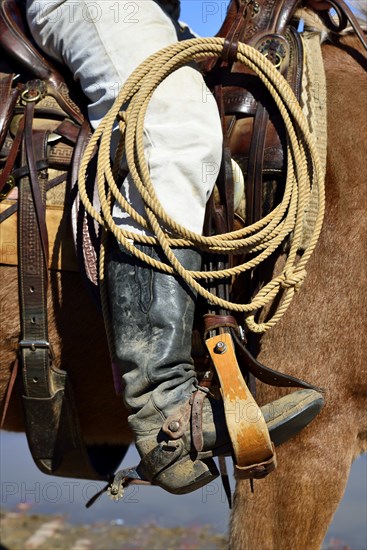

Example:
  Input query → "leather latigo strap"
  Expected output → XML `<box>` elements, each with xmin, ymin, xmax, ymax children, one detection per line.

<box><xmin>203</xmin><ymin>313</ymin><xmax>239</xmax><ymax>337</ymax></box>
<box><xmin>206</xmin><ymin>332</ymin><xmax>276</xmax><ymax>479</ymax></box>
<box><xmin>222</xmin><ymin>1</ymin><xmax>247</xmax><ymax>65</ymax></box>
<box><xmin>231</xmin><ymin>329</ymin><xmax>324</xmax><ymax>391</ymax></box>
<box><xmin>18</xmin><ymin>122</ymin><xmax>50</xmax><ymax>397</ymax></box>
<box><xmin>15</xmin><ymin>87</ymin><xmax>126</xmax><ymax>481</ymax></box>
<box><xmin>213</xmin><ymin>84</ymin><xmax>235</xmax><ymax>233</ymax></box>
<box><xmin>0</xmin><ymin>110</ymin><xmax>25</xmax><ymax>197</ymax></box>
<box><xmin>23</xmin><ymin>103</ymin><xmax>49</xmax><ymax>266</ymax></box>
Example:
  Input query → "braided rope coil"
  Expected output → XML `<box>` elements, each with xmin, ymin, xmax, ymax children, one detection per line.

<box><xmin>77</xmin><ymin>37</ymin><xmax>325</xmax><ymax>333</ymax></box>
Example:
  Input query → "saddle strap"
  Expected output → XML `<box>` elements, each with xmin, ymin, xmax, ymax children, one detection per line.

<box><xmin>231</xmin><ymin>328</ymin><xmax>324</xmax><ymax>391</ymax></box>
<box><xmin>17</xmin><ymin>101</ymin><xmax>127</xmax><ymax>480</ymax></box>
<box><xmin>0</xmin><ymin>110</ymin><xmax>24</xmax><ymax>196</ymax></box>
<box><xmin>18</xmin><ymin>120</ymin><xmax>50</xmax><ymax>396</ymax></box>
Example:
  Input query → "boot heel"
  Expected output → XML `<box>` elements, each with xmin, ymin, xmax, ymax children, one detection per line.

<box><xmin>153</xmin><ymin>456</ymin><xmax>219</xmax><ymax>495</ymax></box>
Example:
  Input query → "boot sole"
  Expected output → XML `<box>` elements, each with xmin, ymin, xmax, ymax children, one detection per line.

<box><xmin>197</xmin><ymin>390</ymin><xmax>325</xmax><ymax>459</ymax></box>
<box><xmin>153</xmin><ymin>456</ymin><xmax>219</xmax><ymax>495</ymax></box>
<box><xmin>262</xmin><ymin>390</ymin><xmax>325</xmax><ymax>446</ymax></box>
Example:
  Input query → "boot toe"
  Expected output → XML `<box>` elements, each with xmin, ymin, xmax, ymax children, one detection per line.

<box><xmin>261</xmin><ymin>389</ymin><xmax>325</xmax><ymax>446</ymax></box>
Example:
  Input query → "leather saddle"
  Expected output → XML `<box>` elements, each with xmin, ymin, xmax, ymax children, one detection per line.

<box><xmin>0</xmin><ymin>0</ymin><xmax>84</xmax><ymax>127</ymax></box>
<box><xmin>203</xmin><ymin>0</ymin><xmax>305</xmax><ymax>230</ymax></box>
<box><xmin>0</xmin><ymin>0</ymin><xmax>101</xmax><ymax>292</ymax></box>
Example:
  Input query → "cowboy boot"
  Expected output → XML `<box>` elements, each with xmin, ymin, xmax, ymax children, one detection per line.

<box><xmin>107</xmin><ymin>245</ymin><xmax>324</xmax><ymax>494</ymax></box>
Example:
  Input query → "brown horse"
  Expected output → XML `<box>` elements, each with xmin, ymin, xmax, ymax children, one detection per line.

<box><xmin>229</xmin><ymin>30</ymin><xmax>367</xmax><ymax>550</ymax></box>
<box><xmin>1</xmin><ymin>6</ymin><xmax>366</xmax><ymax>550</ymax></box>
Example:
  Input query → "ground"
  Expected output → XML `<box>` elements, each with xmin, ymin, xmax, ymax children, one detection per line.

<box><xmin>0</xmin><ymin>510</ymin><xmax>227</xmax><ymax>550</ymax></box>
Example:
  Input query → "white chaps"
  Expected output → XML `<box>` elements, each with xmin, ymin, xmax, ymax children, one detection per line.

<box><xmin>26</xmin><ymin>0</ymin><xmax>223</xmax><ymax>234</ymax></box>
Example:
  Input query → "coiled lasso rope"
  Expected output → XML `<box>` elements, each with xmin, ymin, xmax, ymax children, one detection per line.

<box><xmin>77</xmin><ymin>37</ymin><xmax>325</xmax><ymax>334</ymax></box>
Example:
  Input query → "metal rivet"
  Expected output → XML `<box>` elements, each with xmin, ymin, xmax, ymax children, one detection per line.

<box><xmin>168</xmin><ymin>421</ymin><xmax>180</xmax><ymax>433</ymax></box>
<box><xmin>214</xmin><ymin>341</ymin><xmax>227</xmax><ymax>354</ymax></box>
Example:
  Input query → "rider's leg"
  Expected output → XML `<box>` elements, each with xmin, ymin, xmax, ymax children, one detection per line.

<box><xmin>26</xmin><ymin>0</ymin><xmax>324</xmax><ymax>493</ymax></box>
<box><xmin>107</xmin><ymin>244</ymin><xmax>324</xmax><ymax>493</ymax></box>
<box><xmin>26</xmin><ymin>0</ymin><xmax>221</xmax><ymax>234</ymax></box>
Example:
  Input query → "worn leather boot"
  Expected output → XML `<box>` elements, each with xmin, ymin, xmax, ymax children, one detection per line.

<box><xmin>107</xmin><ymin>245</ymin><xmax>324</xmax><ymax>494</ymax></box>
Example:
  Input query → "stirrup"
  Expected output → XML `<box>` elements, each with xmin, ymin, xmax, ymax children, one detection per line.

<box><xmin>206</xmin><ymin>332</ymin><xmax>277</xmax><ymax>479</ymax></box>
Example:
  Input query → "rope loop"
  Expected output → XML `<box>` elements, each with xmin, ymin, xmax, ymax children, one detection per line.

<box><xmin>77</xmin><ymin>37</ymin><xmax>325</xmax><ymax>333</ymax></box>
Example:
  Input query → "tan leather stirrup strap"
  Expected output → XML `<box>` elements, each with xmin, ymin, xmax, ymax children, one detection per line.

<box><xmin>206</xmin><ymin>332</ymin><xmax>276</xmax><ymax>479</ymax></box>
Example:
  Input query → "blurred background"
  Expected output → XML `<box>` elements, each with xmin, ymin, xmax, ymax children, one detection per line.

<box><xmin>1</xmin><ymin>432</ymin><xmax>366</xmax><ymax>548</ymax></box>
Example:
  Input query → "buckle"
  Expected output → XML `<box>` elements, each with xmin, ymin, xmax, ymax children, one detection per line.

<box><xmin>19</xmin><ymin>340</ymin><xmax>54</xmax><ymax>360</ymax></box>
<box><xmin>0</xmin><ymin>175</ymin><xmax>15</xmax><ymax>200</ymax></box>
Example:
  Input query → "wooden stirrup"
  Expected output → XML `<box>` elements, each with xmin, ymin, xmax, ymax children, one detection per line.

<box><xmin>206</xmin><ymin>332</ymin><xmax>276</xmax><ymax>479</ymax></box>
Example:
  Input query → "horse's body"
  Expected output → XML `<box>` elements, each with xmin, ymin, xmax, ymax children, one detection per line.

<box><xmin>230</xmin><ymin>34</ymin><xmax>367</xmax><ymax>549</ymax></box>
<box><xmin>0</xmin><ymin>14</ymin><xmax>366</xmax><ymax>550</ymax></box>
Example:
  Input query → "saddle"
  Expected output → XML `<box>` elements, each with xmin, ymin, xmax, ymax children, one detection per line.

<box><xmin>204</xmin><ymin>0</ymin><xmax>305</xmax><ymax>232</ymax></box>
<box><xmin>0</xmin><ymin>0</ymin><xmax>364</xmax><ymax>489</ymax></box>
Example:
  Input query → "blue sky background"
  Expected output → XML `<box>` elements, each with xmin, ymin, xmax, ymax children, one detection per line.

<box><xmin>180</xmin><ymin>0</ymin><xmax>230</xmax><ymax>36</ymax></box>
